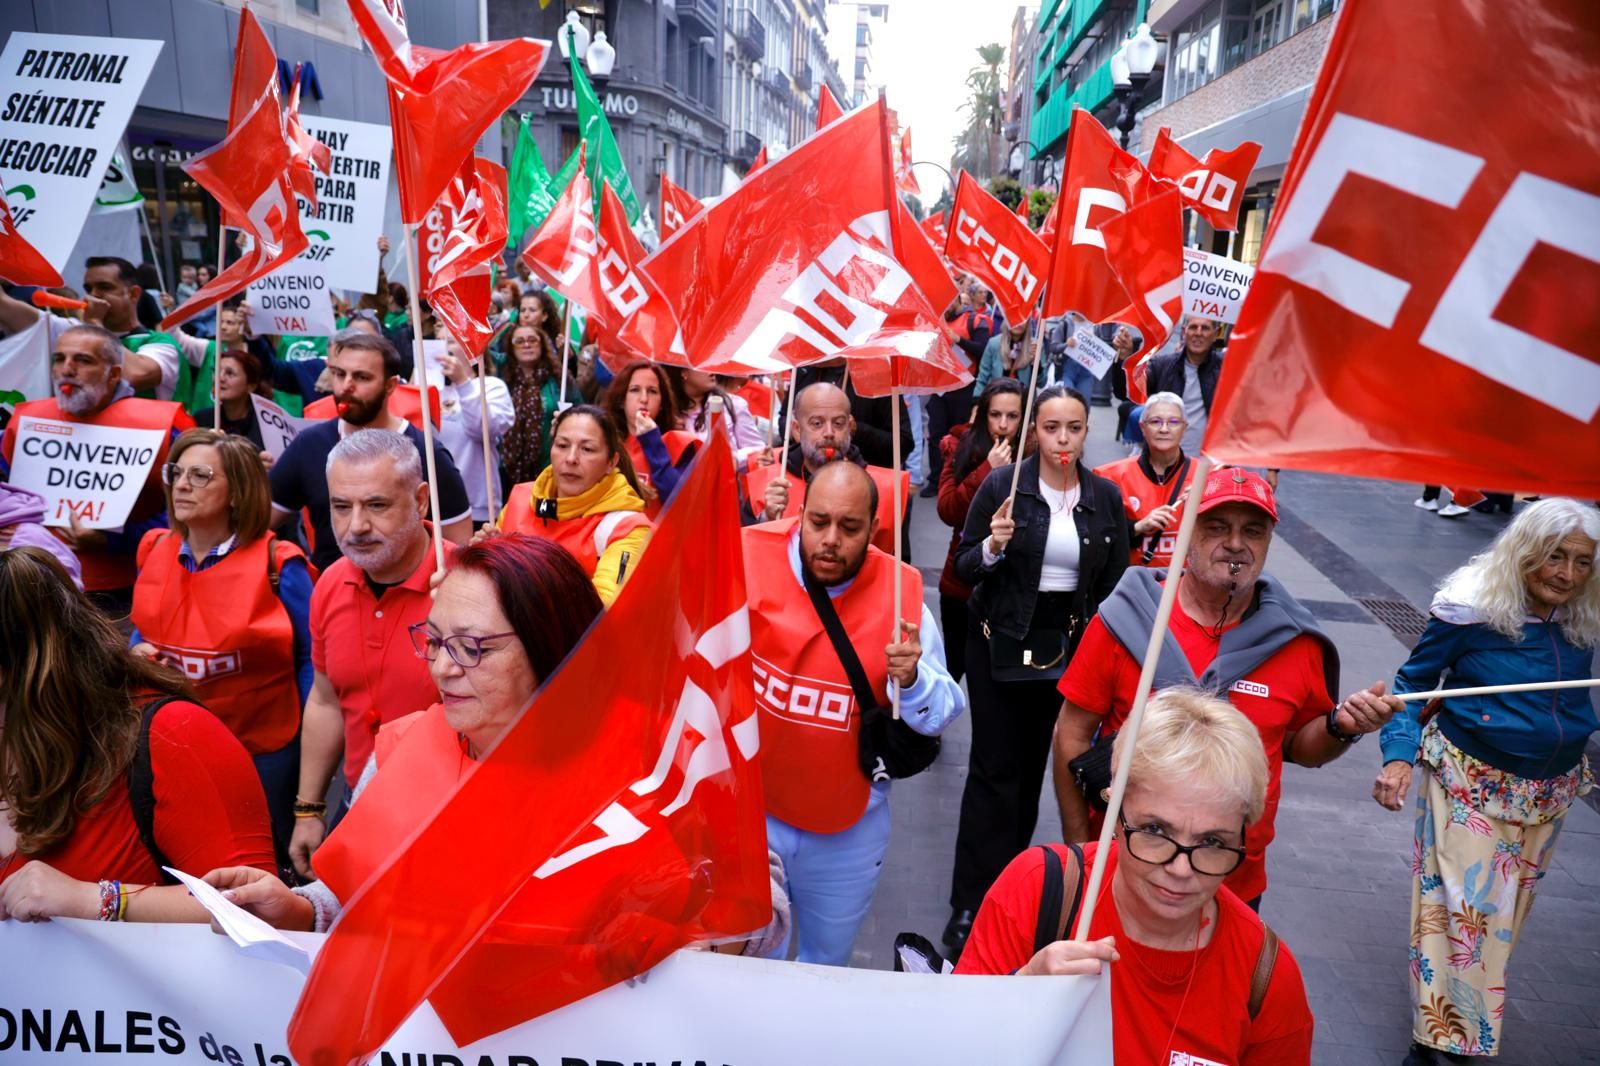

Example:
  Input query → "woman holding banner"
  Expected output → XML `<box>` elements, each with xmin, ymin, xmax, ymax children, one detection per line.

<box><xmin>1374</xmin><ymin>499</ymin><xmax>1598</xmax><ymax>1064</ymax></box>
<box><xmin>956</xmin><ymin>687</ymin><xmax>1314</xmax><ymax>1063</ymax></box>
<box><xmin>129</xmin><ymin>429</ymin><xmax>316</xmax><ymax>877</ymax></box>
<box><xmin>497</xmin><ymin>406</ymin><xmax>652</xmax><ymax>607</ymax></box>
<box><xmin>0</xmin><ymin>548</ymin><xmax>275</xmax><ymax>922</ymax></box>
<box><xmin>606</xmin><ymin>361</ymin><xmax>699</xmax><ymax>521</ymax></box>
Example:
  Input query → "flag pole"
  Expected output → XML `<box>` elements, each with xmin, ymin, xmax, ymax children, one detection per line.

<box><xmin>778</xmin><ymin>370</ymin><xmax>797</xmax><ymax>465</ymax></box>
<box><xmin>889</xmin><ymin>374</ymin><xmax>904</xmax><ymax>720</ymax></box>
<box><xmin>1006</xmin><ymin>312</ymin><xmax>1046</xmax><ymax>502</ymax></box>
<box><xmin>475</xmin><ymin>352</ymin><xmax>499</xmax><ymax>521</ymax></box>
<box><xmin>402</xmin><ymin>222</ymin><xmax>448</xmax><ymax>574</ymax></box>
<box><xmin>557</xmin><ymin>300</ymin><xmax>572</xmax><ymax>408</ymax></box>
<box><xmin>1072</xmin><ymin>454</ymin><xmax>1212</xmax><ymax>941</ymax></box>
<box><xmin>1395</xmin><ymin>678</ymin><xmax>1600</xmax><ymax>702</ymax></box>
<box><xmin>213</xmin><ymin>228</ymin><xmax>227</xmax><ymax>430</ymax></box>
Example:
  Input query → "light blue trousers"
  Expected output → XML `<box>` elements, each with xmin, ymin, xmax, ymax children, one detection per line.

<box><xmin>765</xmin><ymin>783</ymin><xmax>892</xmax><ymax>966</ymax></box>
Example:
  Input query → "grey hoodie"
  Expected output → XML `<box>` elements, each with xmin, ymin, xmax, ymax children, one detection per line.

<box><xmin>0</xmin><ymin>483</ymin><xmax>84</xmax><ymax>588</ymax></box>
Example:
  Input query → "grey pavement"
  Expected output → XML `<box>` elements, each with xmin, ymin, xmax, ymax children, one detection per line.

<box><xmin>850</xmin><ymin>412</ymin><xmax>1600</xmax><ymax>1065</ymax></box>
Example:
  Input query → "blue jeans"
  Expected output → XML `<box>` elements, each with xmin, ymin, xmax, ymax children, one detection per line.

<box><xmin>253</xmin><ymin>737</ymin><xmax>301</xmax><ymax>881</ymax></box>
<box><xmin>905</xmin><ymin>394</ymin><xmax>928</xmax><ymax>487</ymax></box>
<box><xmin>766</xmin><ymin>783</ymin><xmax>892</xmax><ymax>966</ymax></box>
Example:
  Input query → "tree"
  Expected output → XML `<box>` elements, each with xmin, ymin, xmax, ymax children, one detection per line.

<box><xmin>901</xmin><ymin>192</ymin><xmax>926</xmax><ymax>221</ymax></box>
<box><xmin>951</xmin><ymin>43</ymin><xmax>1006</xmax><ymax>181</ymax></box>
<box><xmin>986</xmin><ymin>175</ymin><xmax>1023</xmax><ymax>210</ymax></box>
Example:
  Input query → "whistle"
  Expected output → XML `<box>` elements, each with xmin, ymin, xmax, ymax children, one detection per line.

<box><xmin>336</xmin><ymin>402</ymin><xmax>352</xmax><ymax>417</ymax></box>
<box><xmin>32</xmin><ymin>291</ymin><xmax>88</xmax><ymax>312</ymax></box>
<box><xmin>1228</xmin><ymin>562</ymin><xmax>1243</xmax><ymax>575</ymax></box>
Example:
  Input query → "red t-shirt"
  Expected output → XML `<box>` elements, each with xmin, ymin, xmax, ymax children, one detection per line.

<box><xmin>310</xmin><ymin>538</ymin><xmax>455</xmax><ymax>787</ymax></box>
<box><xmin>955</xmin><ymin>843</ymin><xmax>1313</xmax><ymax>1065</ymax></box>
<box><xmin>1057</xmin><ymin>599</ymin><xmax>1332</xmax><ymax>902</ymax></box>
<box><xmin>0</xmin><ymin>700</ymin><xmax>275</xmax><ymax>886</ymax></box>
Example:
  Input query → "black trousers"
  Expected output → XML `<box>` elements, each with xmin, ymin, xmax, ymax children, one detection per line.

<box><xmin>925</xmin><ymin>383</ymin><xmax>975</xmax><ymax>485</ymax></box>
<box><xmin>949</xmin><ymin>612</ymin><xmax>1068</xmax><ymax>912</ymax></box>
<box><xmin>938</xmin><ymin>592</ymin><xmax>970</xmax><ymax>685</ymax></box>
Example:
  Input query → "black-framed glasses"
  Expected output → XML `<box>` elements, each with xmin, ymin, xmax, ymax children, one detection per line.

<box><xmin>161</xmin><ymin>463</ymin><xmax>215</xmax><ymax>488</ymax></box>
<box><xmin>1118</xmin><ymin>814</ymin><xmax>1246</xmax><ymax>877</ymax></box>
<box><xmin>408</xmin><ymin>622</ymin><xmax>519</xmax><ymax>669</ymax></box>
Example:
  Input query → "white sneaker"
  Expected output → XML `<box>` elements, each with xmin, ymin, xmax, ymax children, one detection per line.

<box><xmin>1438</xmin><ymin>503</ymin><xmax>1470</xmax><ymax>518</ymax></box>
<box><xmin>1414</xmin><ymin>498</ymin><xmax>1439</xmax><ymax>511</ymax></box>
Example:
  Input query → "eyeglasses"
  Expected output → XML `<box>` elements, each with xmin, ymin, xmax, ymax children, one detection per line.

<box><xmin>408</xmin><ymin>622</ymin><xmax>519</xmax><ymax>669</ymax></box>
<box><xmin>161</xmin><ymin>463</ymin><xmax>216</xmax><ymax>488</ymax></box>
<box><xmin>1118</xmin><ymin>814</ymin><xmax>1246</xmax><ymax>877</ymax></box>
<box><xmin>1144</xmin><ymin>418</ymin><xmax>1186</xmax><ymax>430</ymax></box>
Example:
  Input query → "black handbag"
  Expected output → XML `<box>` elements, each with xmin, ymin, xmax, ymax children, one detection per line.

<box><xmin>802</xmin><ymin>564</ymin><xmax>941</xmax><ymax>782</ymax></box>
<box><xmin>983</xmin><ymin>615</ymin><xmax>1079</xmax><ymax>683</ymax></box>
<box><xmin>1065</xmin><ymin>729</ymin><xmax>1118</xmax><ymax>810</ymax></box>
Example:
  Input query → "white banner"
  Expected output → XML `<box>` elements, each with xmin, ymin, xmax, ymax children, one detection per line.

<box><xmin>0</xmin><ymin>920</ymin><xmax>1112</xmax><ymax>1065</ymax></box>
<box><xmin>1065</xmin><ymin>325</ymin><xmax>1119</xmax><ymax>380</ymax></box>
<box><xmin>247</xmin><ymin>255</ymin><xmax>337</xmax><ymax>339</ymax></box>
<box><xmin>295</xmin><ymin>116</ymin><xmax>392</xmax><ymax>294</ymax></box>
<box><xmin>250</xmin><ymin>393</ymin><xmax>313</xmax><ymax>461</ymax></box>
<box><xmin>1181</xmin><ymin>248</ymin><xmax>1256</xmax><ymax>325</ymax></box>
<box><xmin>7</xmin><ymin>415</ymin><xmax>165</xmax><ymax>529</ymax></box>
<box><xmin>0</xmin><ymin>33</ymin><xmax>163</xmax><ymax>270</ymax></box>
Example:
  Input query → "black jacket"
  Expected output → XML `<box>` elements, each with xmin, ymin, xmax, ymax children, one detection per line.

<box><xmin>955</xmin><ymin>455</ymin><xmax>1129</xmax><ymax>641</ymax></box>
<box><xmin>1145</xmin><ymin>347</ymin><xmax>1223</xmax><ymax>414</ymax></box>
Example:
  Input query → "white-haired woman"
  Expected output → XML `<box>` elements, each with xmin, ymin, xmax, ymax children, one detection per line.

<box><xmin>1375</xmin><ymin>498</ymin><xmax>1597</xmax><ymax>1065</ymax></box>
<box><xmin>957</xmin><ymin>688</ymin><xmax>1313</xmax><ymax>1064</ymax></box>
<box><xmin>1093</xmin><ymin>390</ymin><xmax>1196</xmax><ymax>568</ymax></box>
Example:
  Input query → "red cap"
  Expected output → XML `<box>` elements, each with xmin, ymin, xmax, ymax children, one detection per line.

<box><xmin>1197</xmin><ymin>467</ymin><xmax>1278</xmax><ymax>522</ymax></box>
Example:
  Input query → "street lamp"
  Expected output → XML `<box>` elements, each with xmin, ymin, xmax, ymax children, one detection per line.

<box><xmin>587</xmin><ymin>29</ymin><xmax>616</xmax><ymax>94</ymax></box>
<box><xmin>557</xmin><ymin>11</ymin><xmax>590</xmax><ymax>62</ymax></box>
<box><xmin>1111</xmin><ymin>22</ymin><xmax>1160</xmax><ymax>150</ymax></box>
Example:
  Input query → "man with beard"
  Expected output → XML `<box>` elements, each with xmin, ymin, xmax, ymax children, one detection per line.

<box><xmin>286</xmin><ymin>428</ymin><xmax>455</xmax><ymax>879</ymax></box>
<box><xmin>270</xmin><ymin>332</ymin><xmax>472</xmax><ymax>572</ymax></box>
<box><xmin>745</xmin><ymin>383</ymin><xmax>910</xmax><ymax>558</ymax></box>
<box><xmin>0</xmin><ymin>323</ymin><xmax>192</xmax><ymax>614</ymax></box>
<box><xmin>744</xmin><ymin>462</ymin><xmax>963</xmax><ymax>965</ymax></box>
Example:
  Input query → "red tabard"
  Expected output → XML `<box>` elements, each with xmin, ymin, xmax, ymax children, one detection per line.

<box><xmin>743</xmin><ymin>519</ymin><xmax>922</xmax><ymax>834</ymax></box>
<box><xmin>742</xmin><ymin>462</ymin><xmax>910</xmax><ymax>558</ymax></box>
<box><xmin>1094</xmin><ymin>454</ymin><xmax>1198</xmax><ymax>568</ymax></box>
<box><xmin>1</xmin><ymin>396</ymin><xmax>188</xmax><ymax>591</ymax></box>
<box><xmin>500</xmin><ymin>482</ymin><xmax>652</xmax><ymax>576</ymax></box>
<box><xmin>131</xmin><ymin>532</ymin><xmax>306</xmax><ymax>754</ymax></box>
<box><xmin>624</xmin><ymin>430</ymin><xmax>698</xmax><ymax>520</ymax></box>
<box><xmin>303</xmin><ymin>384</ymin><xmax>441</xmax><ymax>432</ymax></box>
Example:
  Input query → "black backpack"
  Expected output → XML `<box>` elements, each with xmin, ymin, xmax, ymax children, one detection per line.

<box><xmin>126</xmin><ymin>696</ymin><xmax>183</xmax><ymax>884</ymax></box>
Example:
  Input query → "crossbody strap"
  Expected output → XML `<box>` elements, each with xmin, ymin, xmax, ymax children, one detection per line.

<box><xmin>1248</xmin><ymin>923</ymin><xmax>1280</xmax><ymax>1020</ymax></box>
<box><xmin>1032</xmin><ymin>842</ymin><xmax>1087</xmax><ymax>953</ymax></box>
<box><xmin>1140</xmin><ymin>456</ymin><xmax>1191</xmax><ymax>564</ymax></box>
<box><xmin>128</xmin><ymin>695</ymin><xmax>185</xmax><ymax>882</ymax></box>
<box><xmin>800</xmin><ymin>563</ymin><xmax>880</xmax><ymax>714</ymax></box>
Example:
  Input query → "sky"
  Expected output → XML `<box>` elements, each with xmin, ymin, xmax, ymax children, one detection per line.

<box><xmin>873</xmin><ymin>0</ymin><xmax>1032</xmax><ymax>204</ymax></box>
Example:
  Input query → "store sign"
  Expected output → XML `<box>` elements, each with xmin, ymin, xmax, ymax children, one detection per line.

<box><xmin>129</xmin><ymin>143</ymin><xmax>199</xmax><ymax>164</ymax></box>
<box><xmin>0</xmin><ymin>32</ymin><xmax>163</xmax><ymax>269</ymax></box>
<box><xmin>667</xmin><ymin>109</ymin><xmax>705</xmax><ymax>141</ymax></box>
<box><xmin>540</xmin><ymin>85</ymin><xmax>639</xmax><ymax>117</ymax></box>
<box><xmin>295</xmin><ymin>115</ymin><xmax>392</xmax><ymax>292</ymax></box>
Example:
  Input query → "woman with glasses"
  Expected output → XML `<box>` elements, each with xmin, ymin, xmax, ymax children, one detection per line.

<box><xmin>495</xmin><ymin>318</ymin><xmax>574</xmax><ymax>488</ymax></box>
<box><xmin>1094</xmin><ymin>391</ymin><xmax>1198</xmax><ymax>569</ymax></box>
<box><xmin>129</xmin><ymin>429</ymin><xmax>316</xmax><ymax>875</ymax></box>
<box><xmin>957</xmin><ymin>688</ymin><xmax>1314</xmax><ymax>1064</ymax></box>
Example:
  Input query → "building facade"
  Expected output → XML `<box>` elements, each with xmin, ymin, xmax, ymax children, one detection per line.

<box><xmin>826</xmin><ymin>1</ymin><xmax>888</xmax><ymax>106</ymax></box>
<box><xmin>1003</xmin><ymin>4</ymin><xmax>1040</xmax><ymax>183</ymax></box>
<box><xmin>722</xmin><ymin>0</ymin><xmax>848</xmax><ymax>180</ymax></box>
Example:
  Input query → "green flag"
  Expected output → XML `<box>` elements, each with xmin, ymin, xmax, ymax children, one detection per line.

<box><xmin>505</xmin><ymin>115</ymin><xmax>558</xmax><ymax>250</ymax></box>
<box><xmin>569</xmin><ymin>43</ymin><xmax>640</xmax><ymax>224</ymax></box>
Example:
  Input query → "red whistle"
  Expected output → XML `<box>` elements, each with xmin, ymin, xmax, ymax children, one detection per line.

<box><xmin>336</xmin><ymin>402</ymin><xmax>352</xmax><ymax>417</ymax></box>
<box><xmin>58</xmin><ymin>383</ymin><xmax>76</xmax><ymax>395</ymax></box>
<box><xmin>32</xmin><ymin>291</ymin><xmax>87</xmax><ymax>312</ymax></box>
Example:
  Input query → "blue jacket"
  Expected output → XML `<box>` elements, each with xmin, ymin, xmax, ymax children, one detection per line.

<box><xmin>1380</xmin><ymin>584</ymin><xmax>1597</xmax><ymax>779</ymax></box>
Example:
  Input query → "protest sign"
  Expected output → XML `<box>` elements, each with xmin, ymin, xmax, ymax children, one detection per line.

<box><xmin>413</xmin><ymin>338</ymin><xmax>459</xmax><ymax>409</ymax></box>
<box><xmin>295</xmin><ymin>116</ymin><xmax>392</xmax><ymax>293</ymax></box>
<box><xmin>7</xmin><ymin>415</ymin><xmax>165</xmax><ymax>529</ymax></box>
<box><xmin>0</xmin><ymin>34</ymin><xmax>163</xmax><ymax>270</ymax></box>
<box><xmin>247</xmin><ymin>254</ymin><xmax>337</xmax><ymax>338</ymax></box>
<box><xmin>0</xmin><ymin>919</ymin><xmax>1113</xmax><ymax>1065</ymax></box>
<box><xmin>250</xmin><ymin>393</ymin><xmax>312</xmax><ymax>461</ymax></box>
<box><xmin>1181</xmin><ymin>247</ymin><xmax>1255</xmax><ymax>324</ymax></box>
<box><xmin>1064</xmin><ymin>324</ymin><xmax>1119</xmax><ymax>380</ymax></box>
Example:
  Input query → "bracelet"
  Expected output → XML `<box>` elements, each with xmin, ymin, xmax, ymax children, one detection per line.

<box><xmin>1325</xmin><ymin>706</ymin><xmax>1363</xmax><ymax>744</ymax></box>
<box><xmin>97</xmin><ymin>879</ymin><xmax>123</xmax><ymax>922</ymax></box>
<box><xmin>292</xmin><ymin>798</ymin><xmax>327</xmax><ymax>816</ymax></box>
<box><xmin>117</xmin><ymin>884</ymin><xmax>129</xmax><ymax>921</ymax></box>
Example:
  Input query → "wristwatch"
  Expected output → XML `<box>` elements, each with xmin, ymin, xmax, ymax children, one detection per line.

<box><xmin>1325</xmin><ymin>706</ymin><xmax>1363</xmax><ymax>743</ymax></box>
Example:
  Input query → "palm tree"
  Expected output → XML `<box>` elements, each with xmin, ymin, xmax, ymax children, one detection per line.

<box><xmin>953</xmin><ymin>43</ymin><xmax>1006</xmax><ymax>180</ymax></box>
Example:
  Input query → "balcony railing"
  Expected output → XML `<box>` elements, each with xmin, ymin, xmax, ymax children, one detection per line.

<box><xmin>732</xmin><ymin>129</ymin><xmax>762</xmax><ymax>164</ymax></box>
<box><xmin>733</xmin><ymin>7</ymin><xmax>767</xmax><ymax>59</ymax></box>
<box><xmin>792</xmin><ymin>65</ymin><xmax>812</xmax><ymax>91</ymax></box>
<box><xmin>675</xmin><ymin>0</ymin><xmax>721</xmax><ymax>36</ymax></box>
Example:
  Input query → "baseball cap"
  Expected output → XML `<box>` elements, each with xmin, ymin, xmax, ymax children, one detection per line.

<box><xmin>1196</xmin><ymin>467</ymin><xmax>1278</xmax><ymax>522</ymax></box>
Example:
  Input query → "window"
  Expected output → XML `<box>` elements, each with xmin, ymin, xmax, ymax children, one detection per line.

<box><xmin>1165</xmin><ymin>3</ymin><xmax>1225</xmax><ymax>103</ymax></box>
<box><xmin>666</xmin><ymin>23</ymin><xmax>680</xmax><ymax>87</ymax></box>
<box><xmin>295</xmin><ymin>0</ymin><xmax>318</xmax><ymax>11</ymax></box>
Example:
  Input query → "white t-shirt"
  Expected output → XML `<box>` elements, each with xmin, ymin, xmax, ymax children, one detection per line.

<box><xmin>1037</xmin><ymin>480</ymin><xmax>1081</xmax><ymax>592</ymax></box>
<box><xmin>46</xmin><ymin>314</ymin><xmax>181</xmax><ymax>401</ymax></box>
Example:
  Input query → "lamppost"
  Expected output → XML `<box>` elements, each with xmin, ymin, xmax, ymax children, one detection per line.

<box><xmin>557</xmin><ymin>10</ymin><xmax>617</xmax><ymax>94</ymax></box>
<box><xmin>910</xmin><ymin>159</ymin><xmax>956</xmax><ymax>213</ymax></box>
<box><xmin>1012</xmin><ymin>138</ymin><xmax>1061</xmax><ymax>191</ymax></box>
<box><xmin>1110</xmin><ymin>22</ymin><xmax>1161</xmax><ymax>150</ymax></box>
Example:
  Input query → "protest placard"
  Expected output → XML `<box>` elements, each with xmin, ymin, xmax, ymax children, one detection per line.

<box><xmin>7</xmin><ymin>415</ymin><xmax>166</xmax><ymax>529</ymax></box>
<box><xmin>0</xmin><ymin>33</ymin><xmax>163</xmax><ymax>270</ymax></box>
<box><xmin>251</xmin><ymin>393</ymin><xmax>312</xmax><ymax>461</ymax></box>
<box><xmin>295</xmin><ymin>115</ymin><xmax>392</xmax><ymax>293</ymax></box>
<box><xmin>1064</xmin><ymin>324</ymin><xmax>1119</xmax><ymax>380</ymax></box>
<box><xmin>1181</xmin><ymin>247</ymin><xmax>1256</xmax><ymax>324</ymax></box>
<box><xmin>247</xmin><ymin>254</ymin><xmax>337</xmax><ymax>338</ymax></box>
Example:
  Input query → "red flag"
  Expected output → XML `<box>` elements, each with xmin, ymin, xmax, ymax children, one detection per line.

<box><xmin>520</xmin><ymin>153</ymin><xmax>608</xmax><ymax>324</ymax></box>
<box><xmin>286</xmin><ymin>429</ymin><xmax>770</xmax><ymax>1061</ymax></box>
<box><xmin>1042</xmin><ymin>108</ymin><xmax>1154</xmax><ymax>321</ymax></box>
<box><xmin>424</xmin><ymin>157</ymin><xmax>508</xmax><ymax>362</ymax></box>
<box><xmin>920</xmin><ymin>210</ymin><xmax>948</xmax><ymax>246</ymax></box>
<box><xmin>160</xmin><ymin>88</ymin><xmax>307</xmax><ymax>330</ymax></box>
<box><xmin>895</xmin><ymin>126</ymin><xmax>919</xmax><ymax>196</ymax></box>
<box><xmin>220</xmin><ymin>8</ymin><xmax>283</xmax><ymax>230</ymax></box>
<box><xmin>817</xmin><ymin>84</ymin><xmax>844</xmax><ymax>129</ymax></box>
<box><xmin>1146</xmin><ymin>127</ymin><xmax>1261</xmax><ymax>232</ymax></box>
<box><xmin>642</xmin><ymin>99</ymin><xmax>966</xmax><ymax>386</ymax></box>
<box><xmin>285</xmin><ymin>64</ymin><xmax>333</xmax><ymax>210</ymax></box>
<box><xmin>1015</xmin><ymin>193</ymin><xmax>1031</xmax><ymax>225</ymax></box>
<box><xmin>1204</xmin><ymin>0</ymin><xmax>1600</xmax><ymax>496</ymax></box>
<box><xmin>1038</xmin><ymin>196</ymin><xmax>1059</xmax><ymax>245</ymax></box>
<box><xmin>745</xmin><ymin>145</ymin><xmax>768</xmax><ymax>177</ymax></box>
<box><xmin>346</xmin><ymin>0</ymin><xmax>549</xmax><ymax>223</ymax></box>
<box><xmin>944</xmin><ymin>170</ymin><xmax>1049</xmax><ymax>324</ymax></box>
<box><xmin>0</xmin><ymin>202</ymin><xmax>63</xmax><ymax>288</ymax></box>
<box><xmin>598</xmin><ymin>181</ymin><xmax>688</xmax><ymax>364</ymax></box>
<box><xmin>1097</xmin><ymin>189</ymin><xmax>1185</xmax><ymax>400</ymax></box>
<box><xmin>659</xmin><ymin>173</ymin><xmax>703</xmax><ymax>240</ymax></box>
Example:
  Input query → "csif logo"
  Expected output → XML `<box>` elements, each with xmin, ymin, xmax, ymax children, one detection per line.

<box><xmin>298</xmin><ymin>228</ymin><xmax>335</xmax><ymax>262</ymax></box>
<box><xmin>5</xmin><ymin>183</ymin><xmax>37</xmax><ymax>225</ymax></box>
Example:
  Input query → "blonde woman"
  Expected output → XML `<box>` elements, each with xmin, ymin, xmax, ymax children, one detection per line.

<box><xmin>957</xmin><ymin>688</ymin><xmax>1313</xmax><ymax>1064</ymax></box>
<box><xmin>1376</xmin><ymin>498</ymin><xmax>1598</xmax><ymax>1065</ymax></box>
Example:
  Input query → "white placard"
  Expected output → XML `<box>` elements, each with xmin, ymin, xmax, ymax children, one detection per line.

<box><xmin>1182</xmin><ymin>247</ymin><xmax>1256</xmax><ymax>324</ymax></box>
<box><xmin>413</xmin><ymin>338</ymin><xmax>459</xmax><ymax>410</ymax></box>
<box><xmin>295</xmin><ymin>115</ymin><xmax>392</xmax><ymax>293</ymax></box>
<box><xmin>0</xmin><ymin>919</ymin><xmax>1113</xmax><ymax>1065</ymax></box>
<box><xmin>246</xmin><ymin>255</ymin><xmax>337</xmax><ymax>338</ymax></box>
<box><xmin>0</xmin><ymin>33</ymin><xmax>163</xmax><ymax>270</ymax></box>
<box><xmin>7</xmin><ymin>415</ymin><xmax>166</xmax><ymax>529</ymax></box>
<box><xmin>250</xmin><ymin>393</ymin><xmax>313</xmax><ymax>461</ymax></box>
<box><xmin>1065</xmin><ymin>325</ymin><xmax>1119</xmax><ymax>380</ymax></box>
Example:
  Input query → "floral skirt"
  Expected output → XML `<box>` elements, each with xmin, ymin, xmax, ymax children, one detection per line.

<box><xmin>1408</xmin><ymin>722</ymin><xmax>1593</xmax><ymax>1055</ymax></box>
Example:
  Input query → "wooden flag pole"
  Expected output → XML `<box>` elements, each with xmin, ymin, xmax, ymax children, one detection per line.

<box><xmin>557</xmin><ymin>300</ymin><xmax>572</xmax><ymax>408</ymax></box>
<box><xmin>778</xmin><ymin>370</ymin><xmax>798</xmax><ymax>465</ymax></box>
<box><xmin>889</xmin><ymin>376</ymin><xmax>904</xmax><ymax>720</ymax></box>
<box><xmin>1395</xmin><ymin>678</ymin><xmax>1600</xmax><ymax>702</ymax></box>
<box><xmin>402</xmin><ymin>223</ymin><xmax>448</xmax><ymax>574</ymax></box>
<box><xmin>212</xmin><ymin>228</ymin><xmax>227</xmax><ymax>430</ymax></box>
<box><xmin>1072</xmin><ymin>454</ymin><xmax>1213</xmax><ymax>942</ymax></box>
<box><xmin>1006</xmin><ymin>314</ymin><xmax>1046</xmax><ymax>502</ymax></box>
<box><xmin>475</xmin><ymin>352</ymin><xmax>499</xmax><ymax>522</ymax></box>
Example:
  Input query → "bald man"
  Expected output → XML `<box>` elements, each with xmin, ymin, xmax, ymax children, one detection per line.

<box><xmin>742</xmin><ymin>461</ymin><xmax>964</xmax><ymax>965</ymax></box>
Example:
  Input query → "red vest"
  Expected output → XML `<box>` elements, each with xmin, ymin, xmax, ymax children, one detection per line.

<box><xmin>1</xmin><ymin>396</ymin><xmax>189</xmax><ymax>591</ymax></box>
<box><xmin>743</xmin><ymin>462</ymin><xmax>910</xmax><ymax>558</ymax></box>
<box><xmin>743</xmin><ymin>519</ymin><xmax>922</xmax><ymax>833</ymax></box>
<box><xmin>1095</xmin><ymin>454</ymin><xmax>1196</xmax><ymax>568</ymax></box>
<box><xmin>624</xmin><ymin>430</ymin><xmax>698</xmax><ymax>520</ymax></box>
<box><xmin>130</xmin><ymin>532</ymin><xmax>309</xmax><ymax>754</ymax></box>
<box><xmin>500</xmin><ymin>480</ymin><xmax>652</xmax><ymax>576</ymax></box>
